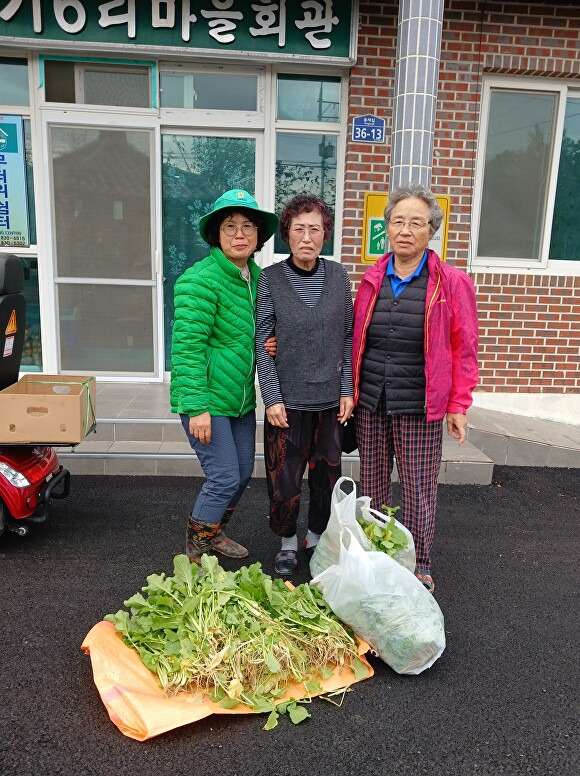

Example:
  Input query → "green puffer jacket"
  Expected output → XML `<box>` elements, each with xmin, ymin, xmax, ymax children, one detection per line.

<box><xmin>170</xmin><ymin>247</ymin><xmax>260</xmax><ymax>418</ymax></box>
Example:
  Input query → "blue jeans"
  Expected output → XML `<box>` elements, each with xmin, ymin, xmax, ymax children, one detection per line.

<box><xmin>180</xmin><ymin>411</ymin><xmax>256</xmax><ymax>524</ymax></box>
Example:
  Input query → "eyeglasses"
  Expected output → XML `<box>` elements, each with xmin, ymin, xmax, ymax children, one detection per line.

<box><xmin>221</xmin><ymin>221</ymin><xmax>258</xmax><ymax>237</ymax></box>
<box><xmin>289</xmin><ymin>226</ymin><xmax>323</xmax><ymax>237</ymax></box>
<box><xmin>388</xmin><ymin>218</ymin><xmax>431</xmax><ymax>231</ymax></box>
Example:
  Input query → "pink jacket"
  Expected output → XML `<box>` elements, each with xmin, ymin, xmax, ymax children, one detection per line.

<box><xmin>352</xmin><ymin>249</ymin><xmax>479</xmax><ymax>422</ymax></box>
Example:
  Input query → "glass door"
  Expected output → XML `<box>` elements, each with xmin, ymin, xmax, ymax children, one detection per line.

<box><xmin>48</xmin><ymin>123</ymin><xmax>158</xmax><ymax>376</ymax></box>
<box><xmin>161</xmin><ymin>133</ymin><xmax>257</xmax><ymax>370</ymax></box>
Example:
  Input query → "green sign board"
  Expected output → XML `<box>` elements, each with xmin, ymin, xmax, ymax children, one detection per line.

<box><xmin>367</xmin><ymin>217</ymin><xmax>386</xmax><ymax>257</ymax></box>
<box><xmin>0</xmin><ymin>0</ymin><xmax>356</xmax><ymax>63</ymax></box>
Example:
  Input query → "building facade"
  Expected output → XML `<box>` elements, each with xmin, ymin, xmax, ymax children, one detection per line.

<box><xmin>0</xmin><ymin>0</ymin><xmax>578</xmax><ymax>423</ymax></box>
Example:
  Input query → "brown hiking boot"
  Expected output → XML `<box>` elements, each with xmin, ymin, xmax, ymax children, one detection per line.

<box><xmin>185</xmin><ymin>517</ymin><xmax>220</xmax><ymax>563</ymax></box>
<box><xmin>210</xmin><ymin>507</ymin><xmax>249</xmax><ymax>558</ymax></box>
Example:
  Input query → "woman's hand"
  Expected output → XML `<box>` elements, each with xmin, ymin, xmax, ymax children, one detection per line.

<box><xmin>337</xmin><ymin>396</ymin><xmax>354</xmax><ymax>424</ymax></box>
<box><xmin>266</xmin><ymin>402</ymin><xmax>289</xmax><ymax>428</ymax></box>
<box><xmin>446</xmin><ymin>412</ymin><xmax>467</xmax><ymax>445</ymax></box>
<box><xmin>264</xmin><ymin>336</ymin><xmax>277</xmax><ymax>357</ymax></box>
<box><xmin>189</xmin><ymin>412</ymin><xmax>212</xmax><ymax>445</ymax></box>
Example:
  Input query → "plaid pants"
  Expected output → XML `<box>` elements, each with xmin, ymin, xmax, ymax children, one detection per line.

<box><xmin>355</xmin><ymin>402</ymin><xmax>443</xmax><ymax>570</ymax></box>
<box><xmin>264</xmin><ymin>408</ymin><xmax>342</xmax><ymax>538</ymax></box>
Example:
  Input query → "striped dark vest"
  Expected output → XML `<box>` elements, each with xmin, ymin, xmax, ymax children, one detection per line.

<box><xmin>358</xmin><ymin>263</ymin><xmax>428</xmax><ymax>415</ymax></box>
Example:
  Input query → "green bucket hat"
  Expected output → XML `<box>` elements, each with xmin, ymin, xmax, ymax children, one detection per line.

<box><xmin>198</xmin><ymin>189</ymin><xmax>278</xmax><ymax>243</ymax></box>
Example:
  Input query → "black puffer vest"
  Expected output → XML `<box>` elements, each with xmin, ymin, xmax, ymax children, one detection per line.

<box><xmin>358</xmin><ymin>264</ymin><xmax>428</xmax><ymax>414</ymax></box>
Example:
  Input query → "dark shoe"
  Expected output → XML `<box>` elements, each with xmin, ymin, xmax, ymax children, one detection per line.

<box><xmin>186</xmin><ymin>518</ymin><xmax>220</xmax><ymax>564</ymax></box>
<box><xmin>211</xmin><ymin>529</ymin><xmax>249</xmax><ymax>558</ymax></box>
<box><xmin>274</xmin><ymin>550</ymin><xmax>298</xmax><ymax>576</ymax></box>
<box><xmin>303</xmin><ymin>543</ymin><xmax>316</xmax><ymax>561</ymax></box>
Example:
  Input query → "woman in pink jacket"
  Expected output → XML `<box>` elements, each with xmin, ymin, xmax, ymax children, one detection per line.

<box><xmin>352</xmin><ymin>184</ymin><xmax>479</xmax><ymax>593</ymax></box>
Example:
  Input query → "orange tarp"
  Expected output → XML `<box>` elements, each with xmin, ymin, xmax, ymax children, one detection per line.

<box><xmin>82</xmin><ymin>621</ymin><xmax>373</xmax><ymax>741</ymax></box>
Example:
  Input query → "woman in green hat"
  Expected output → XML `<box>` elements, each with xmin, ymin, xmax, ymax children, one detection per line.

<box><xmin>170</xmin><ymin>189</ymin><xmax>278</xmax><ymax>563</ymax></box>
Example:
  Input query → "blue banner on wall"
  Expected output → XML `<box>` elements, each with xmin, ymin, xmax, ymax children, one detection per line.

<box><xmin>0</xmin><ymin>115</ymin><xmax>30</xmax><ymax>248</ymax></box>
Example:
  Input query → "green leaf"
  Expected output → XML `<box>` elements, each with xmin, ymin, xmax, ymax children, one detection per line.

<box><xmin>321</xmin><ymin>665</ymin><xmax>333</xmax><ymax>680</ymax></box>
<box><xmin>288</xmin><ymin>703</ymin><xmax>311</xmax><ymax>724</ymax></box>
<box><xmin>219</xmin><ymin>696</ymin><xmax>241</xmax><ymax>709</ymax></box>
<box><xmin>304</xmin><ymin>680</ymin><xmax>323</xmax><ymax>694</ymax></box>
<box><xmin>208</xmin><ymin>688</ymin><xmax>224</xmax><ymax>702</ymax></box>
<box><xmin>265</xmin><ymin>652</ymin><xmax>281</xmax><ymax>674</ymax></box>
<box><xmin>104</xmin><ymin>610</ymin><xmax>130</xmax><ymax>632</ymax></box>
<box><xmin>249</xmin><ymin>696</ymin><xmax>275</xmax><ymax>714</ymax></box>
<box><xmin>123</xmin><ymin>592</ymin><xmax>149</xmax><ymax>610</ymax></box>
<box><xmin>350</xmin><ymin>656</ymin><xmax>369</xmax><ymax>680</ymax></box>
<box><xmin>263</xmin><ymin>710</ymin><xmax>279</xmax><ymax>730</ymax></box>
<box><xmin>173</xmin><ymin>554</ymin><xmax>196</xmax><ymax>590</ymax></box>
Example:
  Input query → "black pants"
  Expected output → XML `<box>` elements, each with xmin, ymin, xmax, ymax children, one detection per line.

<box><xmin>264</xmin><ymin>407</ymin><xmax>343</xmax><ymax>538</ymax></box>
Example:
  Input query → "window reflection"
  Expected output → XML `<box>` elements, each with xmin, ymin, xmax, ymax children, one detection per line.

<box><xmin>275</xmin><ymin>132</ymin><xmax>337</xmax><ymax>254</ymax></box>
<box><xmin>277</xmin><ymin>75</ymin><xmax>340</xmax><ymax>122</ymax></box>
<box><xmin>478</xmin><ymin>90</ymin><xmax>556</xmax><ymax>260</ymax></box>
<box><xmin>160</xmin><ymin>73</ymin><xmax>257</xmax><ymax>111</ymax></box>
<box><xmin>549</xmin><ymin>97</ymin><xmax>580</xmax><ymax>261</ymax></box>
<box><xmin>20</xmin><ymin>257</ymin><xmax>42</xmax><ymax>372</ymax></box>
<box><xmin>161</xmin><ymin>134</ymin><xmax>256</xmax><ymax>370</ymax></box>
<box><xmin>0</xmin><ymin>57</ymin><xmax>29</xmax><ymax>106</ymax></box>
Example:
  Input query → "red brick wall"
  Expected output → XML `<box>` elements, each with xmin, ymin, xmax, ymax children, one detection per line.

<box><xmin>343</xmin><ymin>1</ymin><xmax>580</xmax><ymax>396</ymax></box>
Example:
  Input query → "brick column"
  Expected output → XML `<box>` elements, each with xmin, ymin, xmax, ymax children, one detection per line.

<box><xmin>390</xmin><ymin>0</ymin><xmax>444</xmax><ymax>189</ymax></box>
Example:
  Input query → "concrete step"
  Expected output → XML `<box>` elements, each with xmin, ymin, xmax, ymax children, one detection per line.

<box><xmin>467</xmin><ymin>407</ymin><xmax>580</xmax><ymax>467</ymax></box>
<box><xmin>55</xmin><ymin>383</ymin><xmax>580</xmax><ymax>483</ymax></box>
<box><xmin>57</xmin><ymin>416</ymin><xmax>494</xmax><ymax>484</ymax></box>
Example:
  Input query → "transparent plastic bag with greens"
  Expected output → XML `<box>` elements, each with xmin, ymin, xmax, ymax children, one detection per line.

<box><xmin>310</xmin><ymin>478</ymin><xmax>416</xmax><ymax>577</ymax></box>
<box><xmin>311</xmin><ymin>529</ymin><xmax>445</xmax><ymax>675</ymax></box>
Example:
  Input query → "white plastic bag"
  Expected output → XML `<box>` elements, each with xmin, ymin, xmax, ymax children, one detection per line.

<box><xmin>309</xmin><ymin>477</ymin><xmax>416</xmax><ymax>576</ymax></box>
<box><xmin>311</xmin><ymin>529</ymin><xmax>446</xmax><ymax>675</ymax></box>
<box><xmin>359</xmin><ymin>505</ymin><xmax>416</xmax><ymax>572</ymax></box>
<box><xmin>309</xmin><ymin>477</ymin><xmax>372</xmax><ymax>578</ymax></box>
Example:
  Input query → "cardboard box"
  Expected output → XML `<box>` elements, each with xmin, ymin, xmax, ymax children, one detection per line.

<box><xmin>0</xmin><ymin>374</ymin><xmax>96</xmax><ymax>444</ymax></box>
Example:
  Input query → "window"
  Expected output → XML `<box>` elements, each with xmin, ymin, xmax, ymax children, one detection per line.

<box><xmin>475</xmin><ymin>80</ymin><xmax>580</xmax><ymax>269</ymax></box>
<box><xmin>277</xmin><ymin>74</ymin><xmax>340</xmax><ymax>122</ymax></box>
<box><xmin>160</xmin><ymin>72</ymin><xmax>257</xmax><ymax>111</ymax></box>
<box><xmin>274</xmin><ymin>74</ymin><xmax>343</xmax><ymax>256</ymax></box>
<box><xmin>0</xmin><ymin>51</ymin><xmax>40</xmax><ymax>367</ymax></box>
<box><xmin>20</xmin><ymin>257</ymin><xmax>42</xmax><ymax>372</ymax></box>
<box><xmin>549</xmin><ymin>97</ymin><xmax>580</xmax><ymax>261</ymax></box>
<box><xmin>0</xmin><ymin>57</ymin><xmax>29</xmax><ymax>106</ymax></box>
<box><xmin>44</xmin><ymin>60</ymin><xmax>151</xmax><ymax>108</ymax></box>
<box><xmin>275</xmin><ymin>133</ymin><xmax>337</xmax><ymax>254</ymax></box>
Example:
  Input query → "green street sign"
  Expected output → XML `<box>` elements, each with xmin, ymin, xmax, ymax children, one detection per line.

<box><xmin>367</xmin><ymin>217</ymin><xmax>386</xmax><ymax>256</ymax></box>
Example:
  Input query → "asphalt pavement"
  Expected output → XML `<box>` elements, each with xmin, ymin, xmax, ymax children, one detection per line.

<box><xmin>1</xmin><ymin>466</ymin><xmax>579</xmax><ymax>776</ymax></box>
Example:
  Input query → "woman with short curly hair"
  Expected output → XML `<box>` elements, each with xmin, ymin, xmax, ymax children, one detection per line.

<box><xmin>256</xmin><ymin>194</ymin><xmax>354</xmax><ymax>577</ymax></box>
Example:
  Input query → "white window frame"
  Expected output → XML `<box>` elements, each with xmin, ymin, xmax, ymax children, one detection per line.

<box><xmin>471</xmin><ymin>75</ymin><xmax>580</xmax><ymax>277</ymax></box>
<box><xmin>158</xmin><ymin>62</ymin><xmax>266</xmax><ymax>129</ymax></box>
<box><xmin>75</xmin><ymin>62</ymin><xmax>152</xmax><ymax>108</ymax></box>
<box><xmin>40</xmin><ymin>56</ymin><xmax>156</xmax><ymax>117</ymax></box>
<box><xmin>39</xmin><ymin>110</ymin><xmax>162</xmax><ymax>379</ymax></box>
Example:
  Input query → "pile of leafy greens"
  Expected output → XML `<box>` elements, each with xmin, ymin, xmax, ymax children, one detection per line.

<box><xmin>357</xmin><ymin>506</ymin><xmax>409</xmax><ymax>558</ymax></box>
<box><xmin>105</xmin><ymin>554</ymin><xmax>368</xmax><ymax>728</ymax></box>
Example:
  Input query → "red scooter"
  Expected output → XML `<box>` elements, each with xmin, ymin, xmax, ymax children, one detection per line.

<box><xmin>0</xmin><ymin>253</ymin><xmax>70</xmax><ymax>538</ymax></box>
